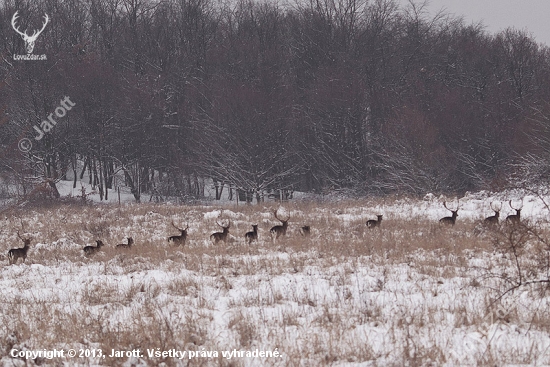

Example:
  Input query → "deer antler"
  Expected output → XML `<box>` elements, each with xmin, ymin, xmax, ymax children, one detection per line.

<box><xmin>12</xmin><ymin>12</ymin><xmax>49</xmax><ymax>39</ymax></box>
<box><xmin>274</xmin><ymin>208</ymin><xmax>290</xmax><ymax>222</ymax></box>
<box><xmin>215</xmin><ymin>209</ymin><xmax>230</xmax><ymax>228</ymax></box>
<box><xmin>216</xmin><ymin>218</ymin><xmax>230</xmax><ymax>228</ymax></box>
<box><xmin>16</xmin><ymin>218</ymin><xmax>29</xmax><ymax>242</ymax></box>
<box><xmin>11</xmin><ymin>12</ymin><xmax>26</xmax><ymax>38</ymax></box>
<box><xmin>33</xmin><ymin>13</ymin><xmax>49</xmax><ymax>38</ymax></box>
<box><xmin>509</xmin><ymin>199</ymin><xmax>523</xmax><ymax>211</ymax></box>
<box><xmin>443</xmin><ymin>200</ymin><xmax>459</xmax><ymax>212</ymax></box>
<box><xmin>16</xmin><ymin>229</ymin><xmax>29</xmax><ymax>243</ymax></box>
<box><xmin>11</xmin><ymin>12</ymin><xmax>49</xmax><ymax>53</ymax></box>
<box><xmin>491</xmin><ymin>201</ymin><xmax>502</xmax><ymax>212</ymax></box>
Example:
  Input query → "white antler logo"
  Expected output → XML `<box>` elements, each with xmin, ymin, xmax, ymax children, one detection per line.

<box><xmin>11</xmin><ymin>11</ymin><xmax>49</xmax><ymax>54</ymax></box>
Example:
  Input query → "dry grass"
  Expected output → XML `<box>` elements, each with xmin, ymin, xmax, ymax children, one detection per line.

<box><xmin>0</xmin><ymin>200</ymin><xmax>549</xmax><ymax>366</ymax></box>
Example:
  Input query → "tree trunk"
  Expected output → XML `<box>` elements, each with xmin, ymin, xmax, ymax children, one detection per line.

<box><xmin>72</xmin><ymin>154</ymin><xmax>77</xmax><ymax>189</ymax></box>
<box><xmin>124</xmin><ymin>168</ymin><xmax>140</xmax><ymax>203</ymax></box>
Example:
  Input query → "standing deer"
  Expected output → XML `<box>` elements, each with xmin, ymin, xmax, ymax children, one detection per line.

<box><xmin>270</xmin><ymin>210</ymin><xmax>290</xmax><ymax>240</ymax></box>
<box><xmin>366</xmin><ymin>215</ymin><xmax>383</xmax><ymax>229</ymax></box>
<box><xmin>116</xmin><ymin>237</ymin><xmax>133</xmax><ymax>249</ymax></box>
<box><xmin>300</xmin><ymin>225</ymin><xmax>311</xmax><ymax>237</ymax></box>
<box><xmin>211</xmin><ymin>219</ymin><xmax>231</xmax><ymax>244</ymax></box>
<box><xmin>84</xmin><ymin>240</ymin><xmax>104</xmax><ymax>256</ymax></box>
<box><xmin>484</xmin><ymin>202</ymin><xmax>501</xmax><ymax>227</ymax></box>
<box><xmin>439</xmin><ymin>201</ymin><xmax>459</xmax><ymax>226</ymax></box>
<box><xmin>168</xmin><ymin>222</ymin><xmax>189</xmax><ymax>246</ymax></box>
<box><xmin>506</xmin><ymin>199</ymin><xmax>523</xmax><ymax>224</ymax></box>
<box><xmin>245</xmin><ymin>224</ymin><xmax>258</xmax><ymax>244</ymax></box>
<box><xmin>8</xmin><ymin>232</ymin><xmax>31</xmax><ymax>265</ymax></box>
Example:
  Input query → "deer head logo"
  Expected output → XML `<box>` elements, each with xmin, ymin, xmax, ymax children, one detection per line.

<box><xmin>11</xmin><ymin>11</ymin><xmax>49</xmax><ymax>54</ymax></box>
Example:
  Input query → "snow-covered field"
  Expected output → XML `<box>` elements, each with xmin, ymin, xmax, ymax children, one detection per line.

<box><xmin>1</xmin><ymin>192</ymin><xmax>550</xmax><ymax>366</ymax></box>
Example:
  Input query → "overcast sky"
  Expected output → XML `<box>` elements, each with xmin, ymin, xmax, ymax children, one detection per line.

<box><xmin>397</xmin><ymin>0</ymin><xmax>550</xmax><ymax>46</ymax></box>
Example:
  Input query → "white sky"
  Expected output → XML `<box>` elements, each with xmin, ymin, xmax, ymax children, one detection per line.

<box><xmin>398</xmin><ymin>0</ymin><xmax>550</xmax><ymax>46</ymax></box>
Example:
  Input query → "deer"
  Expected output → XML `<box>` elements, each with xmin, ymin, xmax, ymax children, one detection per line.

<box><xmin>12</xmin><ymin>12</ymin><xmax>50</xmax><ymax>54</ymax></box>
<box><xmin>83</xmin><ymin>240</ymin><xmax>104</xmax><ymax>256</ymax></box>
<box><xmin>506</xmin><ymin>199</ymin><xmax>523</xmax><ymax>225</ymax></box>
<box><xmin>484</xmin><ymin>202</ymin><xmax>501</xmax><ymax>227</ymax></box>
<box><xmin>245</xmin><ymin>224</ymin><xmax>258</xmax><ymax>244</ymax></box>
<box><xmin>270</xmin><ymin>209</ymin><xmax>290</xmax><ymax>240</ymax></box>
<box><xmin>210</xmin><ymin>219</ymin><xmax>231</xmax><ymax>244</ymax></box>
<box><xmin>168</xmin><ymin>222</ymin><xmax>189</xmax><ymax>246</ymax></box>
<box><xmin>366</xmin><ymin>215</ymin><xmax>383</xmax><ymax>229</ymax></box>
<box><xmin>300</xmin><ymin>225</ymin><xmax>311</xmax><ymax>237</ymax></box>
<box><xmin>116</xmin><ymin>237</ymin><xmax>134</xmax><ymax>249</ymax></box>
<box><xmin>439</xmin><ymin>201</ymin><xmax>459</xmax><ymax>226</ymax></box>
<box><xmin>8</xmin><ymin>231</ymin><xmax>31</xmax><ymax>265</ymax></box>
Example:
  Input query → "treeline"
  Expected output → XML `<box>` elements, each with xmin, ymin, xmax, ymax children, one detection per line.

<box><xmin>1</xmin><ymin>0</ymin><xmax>550</xmax><ymax>202</ymax></box>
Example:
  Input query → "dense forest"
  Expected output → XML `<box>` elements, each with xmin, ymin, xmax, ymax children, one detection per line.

<box><xmin>1</xmin><ymin>0</ymin><xmax>550</xmax><ymax>202</ymax></box>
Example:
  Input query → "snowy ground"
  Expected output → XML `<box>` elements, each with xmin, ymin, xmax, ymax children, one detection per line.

<box><xmin>1</xmin><ymin>191</ymin><xmax>550</xmax><ymax>366</ymax></box>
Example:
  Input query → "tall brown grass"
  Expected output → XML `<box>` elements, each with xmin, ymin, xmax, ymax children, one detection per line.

<box><xmin>0</xmin><ymin>201</ymin><xmax>548</xmax><ymax>366</ymax></box>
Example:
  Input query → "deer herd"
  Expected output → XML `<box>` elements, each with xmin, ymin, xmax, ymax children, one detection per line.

<box><xmin>4</xmin><ymin>199</ymin><xmax>526</xmax><ymax>264</ymax></box>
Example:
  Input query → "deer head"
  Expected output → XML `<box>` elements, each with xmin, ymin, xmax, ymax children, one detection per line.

<box><xmin>12</xmin><ymin>11</ymin><xmax>49</xmax><ymax>54</ymax></box>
